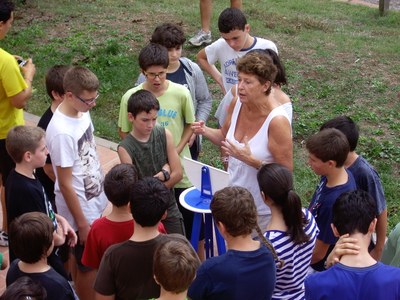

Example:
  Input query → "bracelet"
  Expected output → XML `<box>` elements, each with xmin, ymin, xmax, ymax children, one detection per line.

<box><xmin>161</xmin><ymin>169</ymin><xmax>170</xmax><ymax>182</ymax></box>
<box><xmin>25</xmin><ymin>78</ymin><xmax>32</xmax><ymax>83</ymax></box>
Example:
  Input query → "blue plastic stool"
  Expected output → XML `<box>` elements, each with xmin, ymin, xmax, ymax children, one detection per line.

<box><xmin>179</xmin><ymin>166</ymin><xmax>226</xmax><ymax>258</ymax></box>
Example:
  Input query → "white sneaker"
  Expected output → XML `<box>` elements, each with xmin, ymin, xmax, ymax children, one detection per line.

<box><xmin>0</xmin><ymin>230</ymin><xmax>8</xmax><ymax>247</ymax></box>
<box><xmin>189</xmin><ymin>30</ymin><xmax>212</xmax><ymax>46</ymax></box>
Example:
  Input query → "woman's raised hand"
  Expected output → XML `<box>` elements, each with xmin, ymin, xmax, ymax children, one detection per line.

<box><xmin>191</xmin><ymin>120</ymin><xmax>206</xmax><ymax>135</ymax></box>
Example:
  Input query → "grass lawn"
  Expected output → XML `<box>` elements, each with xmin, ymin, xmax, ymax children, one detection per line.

<box><xmin>4</xmin><ymin>0</ymin><xmax>400</xmax><ymax>229</ymax></box>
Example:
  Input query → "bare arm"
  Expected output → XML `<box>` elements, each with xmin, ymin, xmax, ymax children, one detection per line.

<box><xmin>118</xmin><ymin>127</ymin><xmax>128</xmax><ymax>140</ymax></box>
<box><xmin>197</xmin><ymin>49</ymin><xmax>225</xmax><ymax>94</ymax></box>
<box><xmin>176</xmin><ymin>124</ymin><xmax>193</xmax><ymax>154</ymax></box>
<box><xmin>268</xmin><ymin>116</ymin><xmax>293</xmax><ymax>171</ymax></box>
<box><xmin>43</xmin><ymin>163</ymin><xmax>56</xmax><ymax>182</ymax></box>
<box><xmin>163</xmin><ymin>129</ymin><xmax>183</xmax><ymax>189</ymax></box>
<box><xmin>53</xmin><ymin>225</ymin><xmax>66</xmax><ymax>246</ymax></box>
<box><xmin>10</xmin><ymin>59</ymin><xmax>36</xmax><ymax>109</ymax></box>
<box><xmin>370</xmin><ymin>208</ymin><xmax>387</xmax><ymax>260</ymax></box>
<box><xmin>56</xmin><ymin>166</ymin><xmax>90</xmax><ymax>244</ymax></box>
<box><xmin>117</xmin><ymin>146</ymin><xmax>133</xmax><ymax>164</ymax></box>
<box><xmin>192</xmin><ymin>121</ymin><xmax>225</xmax><ymax>146</ymax></box>
<box><xmin>55</xmin><ymin>213</ymin><xmax>78</xmax><ymax>247</ymax></box>
<box><xmin>325</xmin><ymin>234</ymin><xmax>360</xmax><ymax>268</ymax></box>
<box><xmin>311</xmin><ymin>239</ymin><xmax>331</xmax><ymax>264</ymax></box>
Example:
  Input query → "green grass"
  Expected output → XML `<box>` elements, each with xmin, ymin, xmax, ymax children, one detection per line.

<box><xmin>3</xmin><ymin>0</ymin><xmax>400</xmax><ymax>229</ymax></box>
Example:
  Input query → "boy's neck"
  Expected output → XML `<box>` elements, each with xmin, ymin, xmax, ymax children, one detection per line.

<box><xmin>339</xmin><ymin>232</ymin><xmax>376</xmax><ymax>268</ymax></box>
<box><xmin>143</xmin><ymin>80</ymin><xmax>169</xmax><ymax>98</ymax></box>
<box><xmin>130</xmin><ymin>220</ymin><xmax>160</xmax><ymax>242</ymax></box>
<box><xmin>325</xmin><ymin>166</ymin><xmax>348</xmax><ymax>188</ymax></box>
<box><xmin>15</xmin><ymin>163</ymin><xmax>35</xmax><ymax>179</ymax></box>
<box><xmin>242</xmin><ymin>34</ymin><xmax>254</xmax><ymax>49</ymax></box>
<box><xmin>158</xmin><ymin>288</ymin><xmax>188</xmax><ymax>300</ymax></box>
<box><xmin>50</xmin><ymin>99</ymin><xmax>63</xmax><ymax>113</ymax></box>
<box><xmin>167</xmin><ymin>60</ymin><xmax>180</xmax><ymax>73</ymax></box>
<box><xmin>18</xmin><ymin>257</ymin><xmax>50</xmax><ymax>273</ymax></box>
<box><xmin>106</xmin><ymin>205</ymin><xmax>133</xmax><ymax>222</ymax></box>
<box><xmin>130</xmin><ymin>128</ymin><xmax>151</xmax><ymax>143</ymax></box>
<box><xmin>344</xmin><ymin>151</ymin><xmax>359</xmax><ymax>168</ymax></box>
<box><xmin>58</xmin><ymin>101</ymin><xmax>82</xmax><ymax>118</ymax></box>
<box><xmin>226</xmin><ymin>234</ymin><xmax>260</xmax><ymax>252</ymax></box>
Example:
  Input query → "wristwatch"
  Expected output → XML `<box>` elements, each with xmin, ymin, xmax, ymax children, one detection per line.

<box><xmin>161</xmin><ymin>169</ymin><xmax>170</xmax><ymax>181</ymax></box>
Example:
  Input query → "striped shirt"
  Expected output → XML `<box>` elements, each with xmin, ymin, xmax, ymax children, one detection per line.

<box><xmin>265</xmin><ymin>208</ymin><xmax>319</xmax><ymax>300</ymax></box>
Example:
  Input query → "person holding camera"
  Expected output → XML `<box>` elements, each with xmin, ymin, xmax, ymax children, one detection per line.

<box><xmin>0</xmin><ymin>0</ymin><xmax>36</xmax><ymax>246</ymax></box>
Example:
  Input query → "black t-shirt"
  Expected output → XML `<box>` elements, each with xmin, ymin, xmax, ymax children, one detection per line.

<box><xmin>36</xmin><ymin>106</ymin><xmax>56</xmax><ymax>209</ymax></box>
<box><xmin>6</xmin><ymin>260</ymin><xmax>76</xmax><ymax>300</ymax></box>
<box><xmin>167</xmin><ymin>62</ymin><xmax>189</xmax><ymax>90</ymax></box>
<box><xmin>5</xmin><ymin>170</ymin><xmax>65</xmax><ymax>279</ymax></box>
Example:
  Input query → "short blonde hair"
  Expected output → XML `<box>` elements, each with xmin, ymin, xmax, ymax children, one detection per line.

<box><xmin>63</xmin><ymin>66</ymin><xmax>99</xmax><ymax>95</ymax></box>
<box><xmin>6</xmin><ymin>126</ymin><xmax>45</xmax><ymax>163</ymax></box>
<box><xmin>153</xmin><ymin>234</ymin><xmax>200</xmax><ymax>293</ymax></box>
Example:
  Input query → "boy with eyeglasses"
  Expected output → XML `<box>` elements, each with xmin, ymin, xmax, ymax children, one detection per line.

<box><xmin>46</xmin><ymin>66</ymin><xmax>108</xmax><ymax>300</ymax></box>
<box><xmin>118</xmin><ymin>43</ymin><xmax>195</xmax><ymax>233</ymax></box>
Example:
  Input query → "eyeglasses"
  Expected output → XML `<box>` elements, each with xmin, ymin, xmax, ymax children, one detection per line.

<box><xmin>144</xmin><ymin>71</ymin><xmax>167</xmax><ymax>80</ymax></box>
<box><xmin>74</xmin><ymin>93</ymin><xmax>100</xmax><ymax>106</ymax></box>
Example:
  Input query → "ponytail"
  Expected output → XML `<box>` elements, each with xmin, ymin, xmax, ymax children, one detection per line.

<box><xmin>282</xmin><ymin>190</ymin><xmax>310</xmax><ymax>245</ymax></box>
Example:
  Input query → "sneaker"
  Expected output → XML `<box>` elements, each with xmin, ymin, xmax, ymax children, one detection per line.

<box><xmin>189</xmin><ymin>30</ymin><xmax>212</xmax><ymax>46</ymax></box>
<box><xmin>0</xmin><ymin>230</ymin><xmax>8</xmax><ymax>247</ymax></box>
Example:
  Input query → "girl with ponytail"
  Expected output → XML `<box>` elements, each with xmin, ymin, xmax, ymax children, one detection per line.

<box><xmin>257</xmin><ymin>163</ymin><xmax>319</xmax><ymax>300</ymax></box>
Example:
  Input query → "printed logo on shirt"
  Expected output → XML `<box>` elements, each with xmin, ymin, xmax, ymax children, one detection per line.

<box><xmin>78</xmin><ymin>125</ymin><xmax>104</xmax><ymax>200</ymax></box>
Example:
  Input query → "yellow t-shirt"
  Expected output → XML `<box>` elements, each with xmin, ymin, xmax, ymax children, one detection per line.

<box><xmin>0</xmin><ymin>48</ymin><xmax>28</xmax><ymax>139</ymax></box>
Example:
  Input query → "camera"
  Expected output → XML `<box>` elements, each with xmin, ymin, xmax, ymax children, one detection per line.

<box><xmin>17</xmin><ymin>59</ymin><xmax>27</xmax><ymax>67</ymax></box>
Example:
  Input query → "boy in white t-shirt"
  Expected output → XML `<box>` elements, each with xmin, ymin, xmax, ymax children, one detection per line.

<box><xmin>197</xmin><ymin>7</ymin><xmax>278</xmax><ymax>95</ymax></box>
<box><xmin>46</xmin><ymin>66</ymin><xmax>108</xmax><ymax>300</ymax></box>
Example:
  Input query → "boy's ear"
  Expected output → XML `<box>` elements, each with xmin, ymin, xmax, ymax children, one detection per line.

<box><xmin>244</xmin><ymin>24</ymin><xmax>250</xmax><ymax>33</ymax></box>
<box><xmin>64</xmin><ymin>91</ymin><xmax>74</xmax><ymax>101</ymax></box>
<box><xmin>128</xmin><ymin>112</ymin><xmax>134</xmax><ymax>122</ymax></box>
<box><xmin>23</xmin><ymin>151</ymin><xmax>32</xmax><ymax>162</ymax></box>
<box><xmin>327</xmin><ymin>160</ymin><xmax>337</xmax><ymax>168</ymax></box>
<box><xmin>216</xmin><ymin>221</ymin><xmax>226</xmax><ymax>236</ymax></box>
<box><xmin>331</xmin><ymin>223</ymin><xmax>340</xmax><ymax>238</ymax></box>
<box><xmin>369</xmin><ymin>218</ymin><xmax>377</xmax><ymax>233</ymax></box>
<box><xmin>51</xmin><ymin>90</ymin><xmax>64</xmax><ymax>102</ymax></box>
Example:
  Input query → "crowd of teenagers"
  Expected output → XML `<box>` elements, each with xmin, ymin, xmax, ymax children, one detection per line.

<box><xmin>1</xmin><ymin>1</ymin><xmax>400</xmax><ymax>299</ymax></box>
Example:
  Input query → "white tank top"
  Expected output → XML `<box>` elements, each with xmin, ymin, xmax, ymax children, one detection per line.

<box><xmin>226</xmin><ymin>100</ymin><xmax>290</xmax><ymax>215</ymax></box>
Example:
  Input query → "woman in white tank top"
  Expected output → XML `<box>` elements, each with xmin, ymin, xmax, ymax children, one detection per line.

<box><xmin>192</xmin><ymin>51</ymin><xmax>293</xmax><ymax>230</ymax></box>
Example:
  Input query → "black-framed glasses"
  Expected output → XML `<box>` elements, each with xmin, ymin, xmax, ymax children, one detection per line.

<box><xmin>144</xmin><ymin>71</ymin><xmax>167</xmax><ymax>80</ymax></box>
<box><xmin>74</xmin><ymin>93</ymin><xmax>100</xmax><ymax>106</ymax></box>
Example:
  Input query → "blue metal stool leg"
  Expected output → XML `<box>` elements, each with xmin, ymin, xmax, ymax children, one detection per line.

<box><xmin>204</xmin><ymin>213</ymin><xmax>214</xmax><ymax>258</ymax></box>
<box><xmin>190</xmin><ymin>213</ymin><xmax>202</xmax><ymax>251</ymax></box>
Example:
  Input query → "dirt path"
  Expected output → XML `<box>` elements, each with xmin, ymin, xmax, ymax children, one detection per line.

<box><xmin>343</xmin><ymin>0</ymin><xmax>400</xmax><ymax>10</ymax></box>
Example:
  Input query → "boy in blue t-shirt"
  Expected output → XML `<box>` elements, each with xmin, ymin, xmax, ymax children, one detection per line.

<box><xmin>306</xmin><ymin>128</ymin><xmax>356</xmax><ymax>271</ymax></box>
<box><xmin>305</xmin><ymin>190</ymin><xmax>400</xmax><ymax>300</ymax></box>
<box><xmin>188</xmin><ymin>186</ymin><xmax>277</xmax><ymax>300</ymax></box>
<box><xmin>320</xmin><ymin>115</ymin><xmax>387</xmax><ymax>260</ymax></box>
